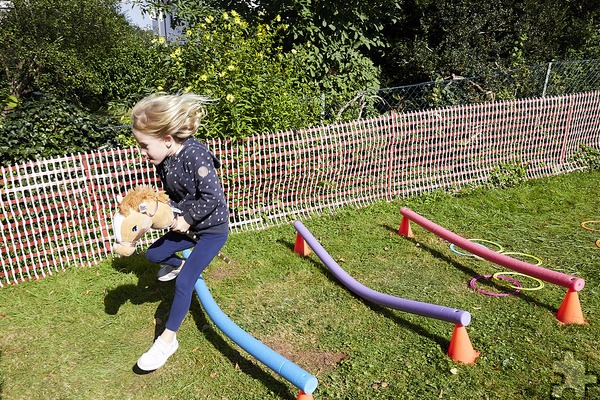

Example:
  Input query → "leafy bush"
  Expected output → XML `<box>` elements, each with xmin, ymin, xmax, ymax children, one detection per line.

<box><xmin>154</xmin><ymin>11</ymin><xmax>323</xmax><ymax>139</ymax></box>
<box><xmin>0</xmin><ymin>94</ymin><xmax>127</xmax><ymax>166</ymax></box>
<box><xmin>486</xmin><ymin>162</ymin><xmax>529</xmax><ymax>189</ymax></box>
<box><xmin>571</xmin><ymin>144</ymin><xmax>600</xmax><ymax>171</ymax></box>
<box><xmin>147</xmin><ymin>0</ymin><xmax>383</xmax><ymax>122</ymax></box>
<box><xmin>0</xmin><ymin>0</ymin><xmax>161</xmax><ymax>111</ymax></box>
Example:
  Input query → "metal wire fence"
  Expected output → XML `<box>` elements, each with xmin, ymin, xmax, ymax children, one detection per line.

<box><xmin>329</xmin><ymin>59</ymin><xmax>600</xmax><ymax>121</ymax></box>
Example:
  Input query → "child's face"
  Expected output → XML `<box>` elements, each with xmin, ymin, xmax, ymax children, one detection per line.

<box><xmin>133</xmin><ymin>130</ymin><xmax>172</xmax><ymax>165</ymax></box>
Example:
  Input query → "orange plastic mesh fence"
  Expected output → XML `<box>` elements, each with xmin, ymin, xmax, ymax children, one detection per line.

<box><xmin>1</xmin><ymin>92</ymin><xmax>599</xmax><ymax>286</ymax></box>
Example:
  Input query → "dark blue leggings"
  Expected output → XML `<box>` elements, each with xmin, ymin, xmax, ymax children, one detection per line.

<box><xmin>145</xmin><ymin>230</ymin><xmax>228</xmax><ymax>332</ymax></box>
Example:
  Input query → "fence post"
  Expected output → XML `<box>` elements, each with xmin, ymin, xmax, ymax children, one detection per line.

<box><xmin>386</xmin><ymin>112</ymin><xmax>397</xmax><ymax>201</ymax></box>
<box><xmin>559</xmin><ymin>94</ymin><xmax>575</xmax><ymax>164</ymax></box>
<box><xmin>542</xmin><ymin>62</ymin><xmax>553</xmax><ymax>97</ymax></box>
<box><xmin>82</xmin><ymin>152</ymin><xmax>112</xmax><ymax>257</ymax></box>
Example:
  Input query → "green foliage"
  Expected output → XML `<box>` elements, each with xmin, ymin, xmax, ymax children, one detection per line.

<box><xmin>0</xmin><ymin>94</ymin><xmax>127</xmax><ymax>166</ymax></box>
<box><xmin>1</xmin><ymin>94</ymin><xmax>19</xmax><ymax>123</ymax></box>
<box><xmin>93</xmin><ymin>30</ymin><xmax>165</xmax><ymax>108</ymax></box>
<box><xmin>300</xmin><ymin>41</ymin><xmax>381</xmax><ymax>122</ymax></box>
<box><xmin>156</xmin><ymin>11</ymin><xmax>323</xmax><ymax>138</ymax></box>
<box><xmin>486</xmin><ymin>162</ymin><xmax>529</xmax><ymax>189</ymax></box>
<box><xmin>571</xmin><ymin>144</ymin><xmax>600</xmax><ymax>170</ymax></box>
<box><xmin>1</xmin><ymin>0</ymin><xmax>599</xmax><ymax>165</ymax></box>
<box><xmin>0</xmin><ymin>0</ymin><xmax>160</xmax><ymax>109</ymax></box>
<box><xmin>149</xmin><ymin>0</ymin><xmax>384</xmax><ymax>123</ymax></box>
<box><xmin>2</xmin><ymin>95</ymin><xmax>18</xmax><ymax>109</ymax></box>
<box><xmin>381</xmin><ymin>0</ymin><xmax>600</xmax><ymax>86</ymax></box>
<box><xmin>0</xmin><ymin>0</ymin><xmax>164</xmax><ymax>165</ymax></box>
<box><xmin>266</xmin><ymin>0</ymin><xmax>384</xmax><ymax>102</ymax></box>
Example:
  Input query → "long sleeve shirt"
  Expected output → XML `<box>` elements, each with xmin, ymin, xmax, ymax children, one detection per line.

<box><xmin>156</xmin><ymin>137</ymin><xmax>229</xmax><ymax>234</ymax></box>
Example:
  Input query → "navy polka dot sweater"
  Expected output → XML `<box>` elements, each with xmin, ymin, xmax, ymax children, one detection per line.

<box><xmin>156</xmin><ymin>137</ymin><xmax>229</xmax><ymax>234</ymax></box>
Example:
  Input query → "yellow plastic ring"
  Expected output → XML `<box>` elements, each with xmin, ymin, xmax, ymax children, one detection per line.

<box><xmin>492</xmin><ymin>271</ymin><xmax>545</xmax><ymax>291</ymax></box>
<box><xmin>501</xmin><ymin>252</ymin><xmax>543</xmax><ymax>266</ymax></box>
<box><xmin>580</xmin><ymin>221</ymin><xmax>600</xmax><ymax>232</ymax></box>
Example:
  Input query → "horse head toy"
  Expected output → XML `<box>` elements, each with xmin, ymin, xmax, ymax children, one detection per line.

<box><xmin>112</xmin><ymin>185</ymin><xmax>174</xmax><ymax>257</ymax></box>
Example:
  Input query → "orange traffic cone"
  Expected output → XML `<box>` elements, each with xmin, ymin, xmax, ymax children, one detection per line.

<box><xmin>448</xmin><ymin>324</ymin><xmax>480</xmax><ymax>365</ymax></box>
<box><xmin>294</xmin><ymin>233</ymin><xmax>312</xmax><ymax>256</ymax></box>
<box><xmin>556</xmin><ymin>288</ymin><xmax>588</xmax><ymax>325</ymax></box>
<box><xmin>398</xmin><ymin>216</ymin><xmax>414</xmax><ymax>238</ymax></box>
<box><xmin>296</xmin><ymin>390</ymin><xmax>314</xmax><ymax>400</ymax></box>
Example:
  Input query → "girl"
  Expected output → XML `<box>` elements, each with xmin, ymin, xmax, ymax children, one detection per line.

<box><xmin>131</xmin><ymin>93</ymin><xmax>229</xmax><ymax>371</ymax></box>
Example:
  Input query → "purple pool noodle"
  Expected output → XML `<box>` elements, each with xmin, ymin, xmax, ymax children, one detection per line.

<box><xmin>293</xmin><ymin>221</ymin><xmax>472</xmax><ymax>326</ymax></box>
<box><xmin>400</xmin><ymin>207</ymin><xmax>585</xmax><ymax>292</ymax></box>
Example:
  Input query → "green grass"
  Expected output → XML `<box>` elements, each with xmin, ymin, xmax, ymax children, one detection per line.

<box><xmin>1</xmin><ymin>170</ymin><xmax>599</xmax><ymax>399</ymax></box>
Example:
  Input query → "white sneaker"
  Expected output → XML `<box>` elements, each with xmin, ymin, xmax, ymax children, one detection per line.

<box><xmin>137</xmin><ymin>337</ymin><xmax>179</xmax><ymax>371</ymax></box>
<box><xmin>157</xmin><ymin>265</ymin><xmax>181</xmax><ymax>281</ymax></box>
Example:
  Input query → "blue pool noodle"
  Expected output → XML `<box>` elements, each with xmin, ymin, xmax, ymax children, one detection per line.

<box><xmin>187</xmin><ymin>252</ymin><xmax>318</xmax><ymax>394</ymax></box>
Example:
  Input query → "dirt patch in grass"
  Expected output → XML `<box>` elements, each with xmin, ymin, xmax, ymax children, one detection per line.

<box><xmin>262</xmin><ymin>336</ymin><xmax>347</xmax><ymax>374</ymax></box>
<box><xmin>206</xmin><ymin>265</ymin><xmax>235</xmax><ymax>280</ymax></box>
<box><xmin>206</xmin><ymin>253</ymin><xmax>242</xmax><ymax>280</ymax></box>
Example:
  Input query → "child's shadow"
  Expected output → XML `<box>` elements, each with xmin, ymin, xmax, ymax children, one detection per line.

<box><xmin>104</xmin><ymin>254</ymin><xmax>174</xmax><ymax>332</ymax></box>
<box><xmin>105</xmin><ymin>255</ymin><xmax>297</xmax><ymax>397</ymax></box>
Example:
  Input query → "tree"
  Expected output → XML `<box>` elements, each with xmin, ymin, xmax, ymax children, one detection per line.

<box><xmin>0</xmin><ymin>93</ymin><xmax>127</xmax><ymax>166</ymax></box>
<box><xmin>0</xmin><ymin>0</ymin><xmax>159</xmax><ymax>109</ymax></box>
<box><xmin>0</xmin><ymin>0</ymin><xmax>159</xmax><ymax>164</ymax></box>
<box><xmin>379</xmin><ymin>0</ymin><xmax>600</xmax><ymax>86</ymax></box>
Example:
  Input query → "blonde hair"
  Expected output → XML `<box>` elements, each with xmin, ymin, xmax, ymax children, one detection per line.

<box><xmin>131</xmin><ymin>92</ymin><xmax>212</xmax><ymax>140</ymax></box>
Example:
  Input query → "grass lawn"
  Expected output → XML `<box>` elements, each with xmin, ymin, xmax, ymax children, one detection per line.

<box><xmin>1</xmin><ymin>170</ymin><xmax>599</xmax><ymax>399</ymax></box>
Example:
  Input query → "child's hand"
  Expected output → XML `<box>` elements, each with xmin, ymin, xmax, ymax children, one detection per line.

<box><xmin>172</xmin><ymin>216</ymin><xmax>191</xmax><ymax>233</ymax></box>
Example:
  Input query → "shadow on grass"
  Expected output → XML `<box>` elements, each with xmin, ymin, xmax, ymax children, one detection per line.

<box><xmin>277</xmin><ymin>238</ymin><xmax>450</xmax><ymax>353</ymax></box>
<box><xmin>105</xmin><ymin>254</ymin><xmax>294</xmax><ymax>397</ymax></box>
<box><xmin>390</xmin><ymin>225</ymin><xmax>558</xmax><ymax>314</ymax></box>
<box><xmin>188</xmin><ymin>295</ymin><xmax>296</xmax><ymax>399</ymax></box>
<box><xmin>104</xmin><ymin>254</ymin><xmax>173</xmax><ymax>323</ymax></box>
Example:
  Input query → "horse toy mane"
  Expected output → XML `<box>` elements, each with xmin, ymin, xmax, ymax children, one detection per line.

<box><xmin>118</xmin><ymin>185</ymin><xmax>170</xmax><ymax>216</ymax></box>
<box><xmin>112</xmin><ymin>185</ymin><xmax>174</xmax><ymax>257</ymax></box>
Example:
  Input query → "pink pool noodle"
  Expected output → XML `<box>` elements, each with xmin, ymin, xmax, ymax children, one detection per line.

<box><xmin>400</xmin><ymin>207</ymin><xmax>585</xmax><ymax>292</ymax></box>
